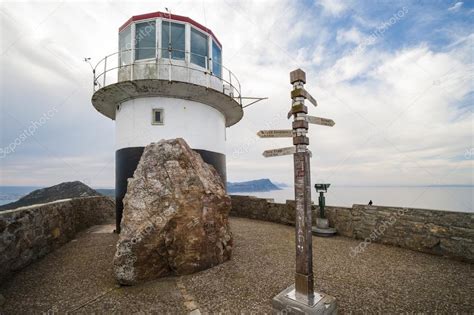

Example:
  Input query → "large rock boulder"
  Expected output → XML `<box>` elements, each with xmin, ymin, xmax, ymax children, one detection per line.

<box><xmin>114</xmin><ymin>138</ymin><xmax>232</xmax><ymax>285</ymax></box>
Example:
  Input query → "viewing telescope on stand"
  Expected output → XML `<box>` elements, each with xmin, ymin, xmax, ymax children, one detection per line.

<box><xmin>312</xmin><ymin>183</ymin><xmax>337</xmax><ymax>237</ymax></box>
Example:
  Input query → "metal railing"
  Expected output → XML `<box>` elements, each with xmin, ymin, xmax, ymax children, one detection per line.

<box><xmin>92</xmin><ymin>48</ymin><xmax>242</xmax><ymax>106</ymax></box>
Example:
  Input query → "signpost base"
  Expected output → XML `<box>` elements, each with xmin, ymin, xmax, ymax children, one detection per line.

<box><xmin>272</xmin><ymin>284</ymin><xmax>337</xmax><ymax>314</ymax></box>
<box><xmin>312</xmin><ymin>218</ymin><xmax>337</xmax><ymax>237</ymax></box>
<box><xmin>312</xmin><ymin>226</ymin><xmax>337</xmax><ymax>237</ymax></box>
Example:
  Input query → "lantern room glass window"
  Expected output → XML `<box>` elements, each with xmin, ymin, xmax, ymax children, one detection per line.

<box><xmin>119</xmin><ymin>26</ymin><xmax>131</xmax><ymax>66</ymax></box>
<box><xmin>191</xmin><ymin>28</ymin><xmax>208</xmax><ymax>68</ymax></box>
<box><xmin>135</xmin><ymin>21</ymin><xmax>156</xmax><ymax>60</ymax></box>
<box><xmin>212</xmin><ymin>41</ymin><xmax>222</xmax><ymax>78</ymax></box>
<box><xmin>162</xmin><ymin>22</ymin><xmax>185</xmax><ymax>60</ymax></box>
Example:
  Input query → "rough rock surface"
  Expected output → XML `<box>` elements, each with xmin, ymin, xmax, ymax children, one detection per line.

<box><xmin>114</xmin><ymin>138</ymin><xmax>232</xmax><ymax>285</ymax></box>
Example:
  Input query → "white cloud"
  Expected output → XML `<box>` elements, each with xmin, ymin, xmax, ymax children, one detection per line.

<box><xmin>448</xmin><ymin>2</ymin><xmax>463</xmax><ymax>12</ymax></box>
<box><xmin>311</xmin><ymin>45</ymin><xmax>325</xmax><ymax>65</ymax></box>
<box><xmin>0</xmin><ymin>0</ymin><xmax>472</xmax><ymax>189</ymax></box>
<box><xmin>336</xmin><ymin>27</ymin><xmax>364</xmax><ymax>45</ymax></box>
<box><xmin>316</xmin><ymin>0</ymin><xmax>348</xmax><ymax>16</ymax></box>
<box><xmin>308</xmin><ymin>42</ymin><xmax>473</xmax><ymax>185</ymax></box>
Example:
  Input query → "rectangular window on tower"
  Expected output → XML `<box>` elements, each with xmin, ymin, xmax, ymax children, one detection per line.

<box><xmin>161</xmin><ymin>22</ymin><xmax>185</xmax><ymax>60</ymax></box>
<box><xmin>152</xmin><ymin>108</ymin><xmax>164</xmax><ymax>125</ymax></box>
<box><xmin>191</xmin><ymin>28</ymin><xmax>208</xmax><ymax>68</ymax></box>
<box><xmin>135</xmin><ymin>21</ymin><xmax>156</xmax><ymax>60</ymax></box>
<box><xmin>212</xmin><ymin>41</ymin><xmax>222</xmax><ymax>78</ymax></box>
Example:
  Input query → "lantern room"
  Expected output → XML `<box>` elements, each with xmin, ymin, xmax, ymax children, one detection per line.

<box><xmin>118</xmin><ymin>11</ymin><xmax>223</xmax><ymax>79</ymax></box>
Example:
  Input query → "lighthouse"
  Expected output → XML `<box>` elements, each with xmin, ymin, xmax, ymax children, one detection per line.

<box><xmin>91</xmin><ymin>11</ymin><xmax>244</xmax><ymax>232</ymax></box>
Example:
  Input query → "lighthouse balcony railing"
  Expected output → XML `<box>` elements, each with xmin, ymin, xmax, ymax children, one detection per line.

<box><xmin>93</xmin><ymin>48</ymin><xmax>242</xmax><ymax>107</ymax></box>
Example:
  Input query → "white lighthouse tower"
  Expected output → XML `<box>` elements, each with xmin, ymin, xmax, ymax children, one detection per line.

<box><xmin>91</xmin><ymin>11</ymin><xmax>244</xmax><ymax>232</ymax></box>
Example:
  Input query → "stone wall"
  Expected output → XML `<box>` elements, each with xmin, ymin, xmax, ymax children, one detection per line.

<box><xmin>0</xmin><ymin>196</ymin><xmax>114</xmax><ymax>282</ymax></box>
<box><xmin>230</xmin><ymin>195</ymin><xmax>474</xmax><ymax>262</ymax></box>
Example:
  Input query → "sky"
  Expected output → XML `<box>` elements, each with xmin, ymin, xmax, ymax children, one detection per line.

<box><xmin>0</xmin><ymin>0</ymin><xmax>473</xmax><ymax>188</ymax></box>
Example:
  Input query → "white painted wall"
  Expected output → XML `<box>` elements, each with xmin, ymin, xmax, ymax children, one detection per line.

<box><xmin>115</xmin><ymin>97</ymin><xmax>226</xmax><ymax>153</ymax></box>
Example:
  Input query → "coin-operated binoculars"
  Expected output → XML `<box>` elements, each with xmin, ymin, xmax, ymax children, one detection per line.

<box><xmin>312</xmin><ymin>183</ymin><xmax>337</xmax><ymax>237</ymax></box>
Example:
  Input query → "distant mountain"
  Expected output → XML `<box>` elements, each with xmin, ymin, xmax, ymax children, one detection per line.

<box><xmin>91</xmin><ymin>179</ymin><xmax>284</xmax><ymax>195</ymax></box>
<box><xmin>227</xmin><ymin>179</ymin><xmax>281</xmax><ymax>193</ymax></box>
<box><xmin>273</xmin><ymin>182</ymin><xmax>290</xmax><ymax>188</ymax></box>
<box><xmin>0</xmin><ymin>181</ymin><xmax>101</xmax><ymax>211</ymax></box>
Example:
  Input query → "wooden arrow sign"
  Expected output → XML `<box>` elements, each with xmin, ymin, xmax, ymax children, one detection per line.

<box><xmin>306</xmin><ymin>116</ymin><xmax>335</xmax><ymax>127</ymax></box>
<box><xmin>291</xmin><ymin>88</ymin><xmax>318</xmax><ymax>107</ymax></box>
<box><xmin>257</xmin><ymin>130</ymin><xmax>293</xmax><ymax>138</ymax></box>
<box><xmin>263</xmin><ymin>146</ymin><xmax>296</xmax><ymax>157</ymax></box>
<box><xmin>305</xmin><ymin>91</ymin><xmax>318</xmax><ymax>107</ymax></box>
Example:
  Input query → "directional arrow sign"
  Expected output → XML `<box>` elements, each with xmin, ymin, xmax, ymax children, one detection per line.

<box><xmin>263</xmin><ymin>146</ymin><xmax>296</xmax><ymax>157</ymax></box>
<box><xmin>306</xmin><ymin>116</ymin><xmax>335</xmax><ymax>127</ymax></box>
<box><xmin>304</xmin><ymin>90</ymin><xmax>318</xmax><ymax>107</ymax></box>
<box><xmin>291</xmin><ymin>88</ymin><xmax>318</xmax><ymax>107</ymax></box>
<box><xmin>257</xmin><ymin>129</ymin><xmax>293</xmax><ymax>138</ymax></box>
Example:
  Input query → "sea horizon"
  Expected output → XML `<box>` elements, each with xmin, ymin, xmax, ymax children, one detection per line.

<box><xmin>1</xmin><ymin>184</ymin><xmax>472</xmax><ymax>213</ymax></box>
<box><xmin>232</xmin><ymin>186</ymin><xmax>473</xmax><ymax>213</ymax></box>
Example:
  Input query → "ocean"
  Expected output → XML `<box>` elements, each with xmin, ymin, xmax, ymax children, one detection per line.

<box><xmin>0</xmin><ymin>185</ymin><xmax>472</xmax><ymax>213</ymax></box>
<box><xmin>232</xmin><ymin>186</ymin><xmax>473</xmax><ymax>213</ymax></box>
<box><xmin>0</xmin><ymin>186</ymin><xmax>41</xmax><ymax>206</ymax></box>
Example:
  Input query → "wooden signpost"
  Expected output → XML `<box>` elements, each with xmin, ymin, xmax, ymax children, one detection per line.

<box><xmin>261</xmin><ymin>69</ymin><xmax>338</xmax><ymax>314</ymax></box>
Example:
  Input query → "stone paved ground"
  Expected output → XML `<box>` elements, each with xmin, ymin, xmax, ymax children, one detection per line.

<box><xmin>1</xmin><ymin>218</ymin><xmax>472</xmax><ymax>314</ymax></box>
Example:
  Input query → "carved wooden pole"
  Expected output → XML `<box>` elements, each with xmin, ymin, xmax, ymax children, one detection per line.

<box><xmin>290</xmin><ymin>69</ymin><xmax>314</xmax><ymax>301</ymax></box>
<box><xmin>267</xmin><ymin>69</ymin><xmax>337</xmax><ymax>313</ymax></box>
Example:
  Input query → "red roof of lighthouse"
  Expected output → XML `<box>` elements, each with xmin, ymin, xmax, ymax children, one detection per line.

<box><xmin>119</xmin><ymin>11</ymin><xmax>222</xmax><ymax>47</ymax></box>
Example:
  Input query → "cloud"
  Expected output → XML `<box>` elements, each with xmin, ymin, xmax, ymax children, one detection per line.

<box><xmin>448</xmin><ymin>2</ymin><xmax>463</xmax><ymax>12</ymax></box>
<box><xmin>336</xmin><ymin>27</ymin><xmax>365</xmax><ymax>45</ymax></box>
<box><xmin>0</xmin><ymin>0</ymin><xmax>472</xmax><ymax>189</ymax></box>
<box><xmin>309</xmin><ymin>41</ymin><xmax>473</xmax><ymax>185</ymax></box>
<box><xmin>316</xmin><ymin>0</ymin><xmax>348</xmax><ymax>16</ymax></box>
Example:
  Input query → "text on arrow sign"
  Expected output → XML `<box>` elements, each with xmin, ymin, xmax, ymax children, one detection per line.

<box><xmin>262</xmin><ymin>147</ymin><xmax>296</xmax><ymax>157</ymax></box>
<box><xmin>257</xmin><ymin>130</ymin><xmax>293</xmax><ymax>138</ymax></box>
<box><xmin>306</xmin><ymin>116</ymin><xmax>335</xmax><ymax>127</ymax></box>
